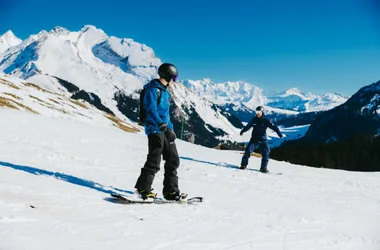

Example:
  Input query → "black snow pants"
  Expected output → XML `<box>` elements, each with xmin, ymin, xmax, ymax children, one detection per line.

<box><xmin>134</xmin><ymin>133</ymin><xmax>180</xmax><ymax>194</ymax></box>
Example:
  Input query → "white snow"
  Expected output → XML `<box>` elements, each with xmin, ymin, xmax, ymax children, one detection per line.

<box><xmin>278</xmin><ymin>87</ymin><xmax>317</xmax><ymax>99</ymax></box>
<box><xmin>264</xmin><ymin>106</ymin><xmax>300</xmax><ymax>115</ymax></box>
<box><xmin>1</xmin><ymin>107</ymin><xmax>380</xmax><ymax>250</ymax></box>
<box><xmin>0</xmin><ymin>30</ymin><xmax>22</xmax><ymax>55</ymax></box>
<box><xmin>361</xmin><ymin>94</ymin><xmax>380</xmax><ymax>116</ymax></box>
<box><xmin>0</xmin><ymin>73</ymin><xmax>379</xmax><ymax>249</ymax></box>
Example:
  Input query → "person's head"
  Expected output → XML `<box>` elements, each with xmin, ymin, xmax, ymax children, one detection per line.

<box><xmin>158</xmin><ymin>63</ymin><xmax>178</xmax><ymax>86</ymax></box>
<box><xmin>255</xmin><ymin>106</ymin><xmax>264</xmax><ymax>118</ymax></box>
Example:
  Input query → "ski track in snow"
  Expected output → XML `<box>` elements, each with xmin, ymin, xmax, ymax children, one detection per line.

<box><xmin>0</xmin><ymin>110</ymin><xmax>380</xmax><ymax>250</ymax></box>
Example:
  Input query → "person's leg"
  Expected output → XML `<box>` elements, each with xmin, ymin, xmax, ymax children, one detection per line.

<box><xmin>259</xmin><ymin>141</ymin><xmax>270</xmax><ymax>172</ymax></box>
<box><xmin>241</xmin><ymin>140</ymin><xmax>256</xmax><ymax>169</ymax></box>
<box><xmin>162</xmin><ymin>138</ymin><xmax>180</xmax><ymax>198</ymax></box>
<box><xmin>134</xmin><ymin>134</ymin><xmax>165</xmax><ymax>196</ymax></box>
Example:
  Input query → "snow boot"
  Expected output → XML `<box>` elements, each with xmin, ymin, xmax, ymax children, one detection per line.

<box><xmin>137</xmin><ymin>189</ymin><xmax>157</xmax><ymax>200</ymax></box>
<box><xmin>163</xmin><ymin>191</ymin><xmax>188</xmax><ymax>201</ymax></box>
<box><xmin>259</xmin><ymin>168</ymin><xmax>269</xmax><ymax>173</ymax></box>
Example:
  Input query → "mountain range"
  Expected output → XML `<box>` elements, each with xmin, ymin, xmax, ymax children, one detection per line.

<box><xmin>1</xmin><ymin>26</ymin><xmax>375</xmax><ymax>150</ymax></box>
<box><xmin>182</xmin><ymin>78</ymin><xmax>347</xmax><ymax>113</ymax></box>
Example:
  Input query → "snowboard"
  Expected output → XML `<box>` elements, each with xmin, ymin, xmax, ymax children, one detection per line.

<box><xmin>110</xmin><ymin>193</ymin><xmax>203</xmax><ymax>205</ymax></box>
<box><xmin>240</xmin><ymin>168</ymin><xmax>283</xmax><ymax>175</ymax></box>
<box><xmin>260</xmin><ymin>171</ymin><xmax>283</xmax><ymax>176</ymax></box>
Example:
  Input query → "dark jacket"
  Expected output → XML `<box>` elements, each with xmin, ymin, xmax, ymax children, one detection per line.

<box><xmin>241</xmin><ymin>114</ymin><xmax>282</xmax><ymax>141</ymax></box>
<box><xmin>143</xmin><ymin>79</ymin><xmax>173</xmax><ymax>135</ymax></box>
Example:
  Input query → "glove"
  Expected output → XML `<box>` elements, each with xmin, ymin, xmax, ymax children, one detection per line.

<box><xmin>240</xmin><ymin>130</ymin><xmax>244</xmax><ymax>136</ymax></box>
<box><xmin>279</xmin><ymin>134</ymin><xmax>284</xmax><ymax>138</ymax></box>
<box><xmin>165</xmin><ymin>129</ymin><xmax>176</xmax><ymax>143</ymax></box>
<box><xmin>159</xmin><ymin>123</ymin><xmax>176</xmax><ymax>142</ymax></box>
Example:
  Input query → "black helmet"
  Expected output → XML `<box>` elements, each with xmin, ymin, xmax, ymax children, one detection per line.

<box><xmin>256</xmin><ymin>106</ymin><xmax>264</xmax><ymax>112</ymax></box>
<box><xmin>158</xmin><ymin>63</ymin><xmax>178</xmax><ymax>82</ymax></box>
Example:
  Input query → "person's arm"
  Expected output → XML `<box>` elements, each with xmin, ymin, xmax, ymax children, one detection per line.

<box><xmin>144</xmin><ymin>88</ymin><xmax>163</xmax><ymax>126</ymax></box>
<box><xmin>167</xmin><ymin>95</ymin><xmax>174</xmax><ymax>131</ymax></box>
<box><xmin>267</xmin><ymin>119</ymin><xmax>283</xmax><ymax>138</ymax></box>
<box><xmin>240</xmin><ymin>118</ymin><xmax>255</xmax><ymax>135</ymax></box>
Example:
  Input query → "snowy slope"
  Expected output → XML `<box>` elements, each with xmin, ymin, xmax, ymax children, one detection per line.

<box><xmin>0</xmin><ymin>30</ymin><xmax>22</xmax><ymax>55</ymax></box>
<box><xmin>1</xmin><ymin>108</ymin><xmax>380</xmax><ymax>250</ymax></box>
<box><xmin>0</xmin><ymin>72</ymin><xmax>140</xmax><ymax>133</ymax></box>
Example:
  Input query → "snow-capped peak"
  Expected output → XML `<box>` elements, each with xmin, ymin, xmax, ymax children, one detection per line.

<box><xmin>1</xmin><ymin>30</ymin><xmax>21</xmax><ymax>43</ymax></box>
<box><xmin>50</xmin><ymin>26</ymin><xmax>69</xmax><ymax>34</ymax></box>
<box><xmin>321</xmin><ymin>93</ymin><xmax>347</xmax><ymax>102</ymax></box>
<box><xmin>0</xmin><ymin>25</ymin><xmax>159</xmax><ymax>84</ymax></box>
<box><xmin>0</xmin><ymin>30</ymin><xmax>22</xmax><ymax>54</ymax></box>
<box><xmin>81</xmin><ymin>24</ymin><xmax>99</xmax><ymax>32</ymax></box>
<box><xmin>265</xmin><ymin>87</ymin><xmax>347</xmax><ymax>112</ymax></box>
<box><xmin>181</xmin><ymin>78</ymin><xmax>267</xmax><ymax>108</ymax></box>
<box><xmin>284</xmin><ymin>87</ymin><xmax>302</xmax><ymax>95</ymax></box>
<box><xmin>278</xmin><ymin>87</ymin><xmax>316</xmax><ymax>100</ymax></box>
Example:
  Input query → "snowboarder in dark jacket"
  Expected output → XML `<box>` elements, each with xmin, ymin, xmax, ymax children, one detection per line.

<box><xmin>134</xmin><ymin>63</ymin><xmax>184</xmax><ymax>201</ymax></box>
<box><xmin>239</xmin><ymin>106</ymin><xmax>283</xmax><ymax>173</ymax></box>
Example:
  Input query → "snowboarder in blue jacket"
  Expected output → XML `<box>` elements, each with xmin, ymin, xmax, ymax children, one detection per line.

<box><xmin>134</xmin><ymin>63</ymin><xmax>184</xmax><ymax>201</ymax></box>
<box><xmin>239</xmin><ymin>106</ymin><xmax>283</xmax><ymax>173</ymax></box>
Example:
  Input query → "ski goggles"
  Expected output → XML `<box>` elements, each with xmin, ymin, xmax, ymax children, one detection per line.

<box><xmin>173</xmin><ymin>75</ymin><xmax>178</xmax><ymax>82</ymax></box>
<box><xmin>255</xmin><ymin>110</ymin><xmax>263</xmax><ymax>115</ymax></box>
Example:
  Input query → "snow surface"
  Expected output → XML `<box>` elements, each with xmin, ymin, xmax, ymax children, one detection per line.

<box><xmin>1</xmin><ymin>110</ymin><xmax>380</xmax><ymax>249</ymax></box>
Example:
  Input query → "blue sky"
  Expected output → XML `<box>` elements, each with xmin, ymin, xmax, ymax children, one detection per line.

<box><xmin>1</xmin><ymin>0</ymin><xmax>380</xmax><ymax>96</ymax></box>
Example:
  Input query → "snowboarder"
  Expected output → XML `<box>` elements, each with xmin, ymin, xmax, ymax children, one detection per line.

<box><xmin>134</xmin><ymin>63</ymin><xmax>184</xmax><ymax>201</ymax></box>
<box><xmin>239</xmin><ymin>106</ymin><xmax>283</xmax><ymax>173</ymax></box>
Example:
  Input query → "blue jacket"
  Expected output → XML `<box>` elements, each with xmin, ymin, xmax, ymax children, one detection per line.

<box><xmin>241</xmin><ymin>114</ymin><xmax>282</xmax><ymax>141</ymax></box>
<box><xmin>143</xmin><ymin>79</ymin><xmax>174</xmax><ymax>135</ymax></box>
